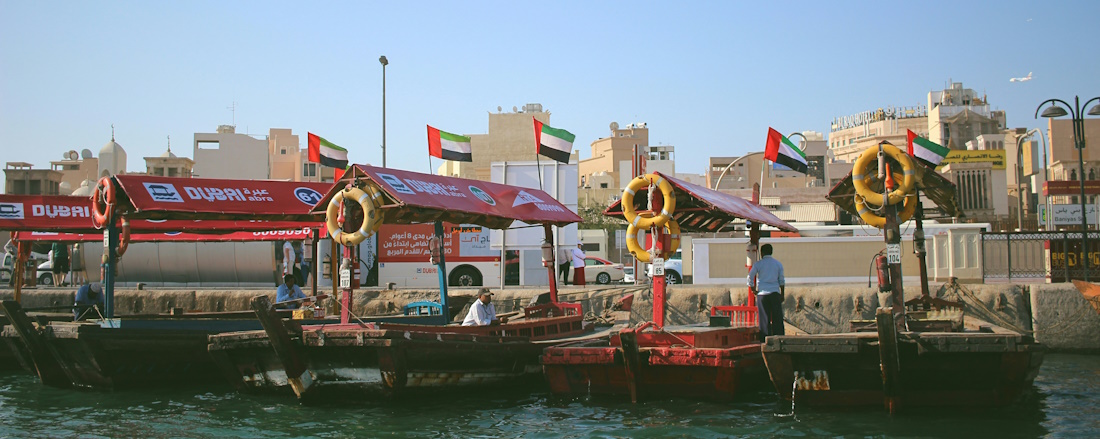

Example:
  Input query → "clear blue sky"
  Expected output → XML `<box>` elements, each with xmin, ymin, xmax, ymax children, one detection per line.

<box><xmin>2</xmin><ymin>1</ymin><xmax>1097</xmax><ymax>181</ymax></box>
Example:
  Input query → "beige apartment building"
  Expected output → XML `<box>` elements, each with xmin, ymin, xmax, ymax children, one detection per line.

<box><xmin>828</xmin><ymin>108</ymin><xmax>929</xmax><ymax>164</ymax></box>
<box><xmin>1045</xmin><ymin>118</ymin><xmax>1100</xmax><ymax>207</ymax></box>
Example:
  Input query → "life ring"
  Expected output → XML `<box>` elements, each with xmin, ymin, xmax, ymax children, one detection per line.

<box><xmin>852</xmin><ymin>144</ymin><xmax>915</xmax><ymax>206</ymax></box>
<box><xmin>626</xmin><ymin>214</ymin><xmax>681</xmax><ymax>263</ymax></box>
<box><xmin>855</xmin><ymin>194</ymin><xmax>917</xmax><ymax>228</ymax></box>
<box><xmin>325</xmin><ymin>185</ymin><xmax>381</xmax><ymax>246</ymax></box>
<box><xmin>116</xmin><ymin>219</ymin><xmax>131</xmax><ymax>257</ymax></box>
<box><xmin>91</xmin><ymin>176</ymin><xmax>115</xmax><ymax>228</ymax></box>
<box><xmin>621</xmin><ymin>174</ymin><xmax>676</xmax><ymax>229</ymax></box>
<box><xmin>364</xmin><ymin>183</ymin><xmax>386</xmax><ymax>233</ymax></box>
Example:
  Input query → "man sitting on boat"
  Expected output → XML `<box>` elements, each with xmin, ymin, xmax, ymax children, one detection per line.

<box><xmin>747</xmin><ymin>243</ymin><xmax>785</xmax><ymax>341</ymax></box>
<box><xmin>462</xmin><ymin>288</ymin><xmax>507</xmax><ymax>326</ymax></box>
<box><xmin>276</xmin><ymin>273</ymin><xmax>309</xmax><ymax>309</ymax></box>
<box><xmin>73</xmin><ymin>282</ymin><xmax>104</xmax><ymax>320</ymax></box>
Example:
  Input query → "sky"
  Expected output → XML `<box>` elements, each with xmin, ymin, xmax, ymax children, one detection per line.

<box><xmin>2</xmin><ymin>1</ymin><xmax>1098</xmax><ymax>183</ymax></box>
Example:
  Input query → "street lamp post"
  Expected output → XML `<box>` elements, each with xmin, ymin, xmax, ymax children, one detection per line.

<box><xmin>1036</xmin><ymin>95</ymin><xmax>1100</xmax><ymax>281</ymax></box>
<box><xmin>1016</xmin><ymin>129</ymin><xmax>1040</xmax><ymax>230</ymax></box>
<box><xmin>379</xmin><ymin>55</ymin><xmax>388</xmax><ymax>168</ymax></box>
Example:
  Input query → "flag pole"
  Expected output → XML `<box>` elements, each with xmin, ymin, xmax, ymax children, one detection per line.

<box><xmin>428</xmin><ymin>156</ymin><xmax>433</xmax><ymax>175</ymax></box>
<box><xmin>536</xmin><ymin>153</ymin><xmax>544</xmax><ymax>192</ymax></box>
<box><xmin>758</xmin><ymin>155</ymin><xmax>768</xmax><ymax>201</ymax></box>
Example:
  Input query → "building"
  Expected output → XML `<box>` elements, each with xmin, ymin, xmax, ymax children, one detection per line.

<box><xmin>438</xmin><ymin>104</ymin><xmax>570</xmax><ymax>182</ymax></box>
<box><xmin>927</xmin><ymin>82</ymin><xmax>1006</xmax><ymax>149</ymax></box>
<box><xmin>1042</xmin><ymin>118</ymin><xmax>1100</xmax><ymax>229</ymax></box>
<box><xmin>50</xmin><ymin>149</ymin><xmax>98</xmax><ymax>195</ymax></box>
<box><xmin>192</xmin><ymin>125</ymin><xmax>269</xmax><ymax>180</ymax></box>
<box><xmin>578</xmin><ymin>122</ymin><xmax>650</xmax><ymax>190</ymax></box>
<box><xmin>4</xmin><ymin>162</ymin><xmax>62</xmax><ymax>195</ymax></box>
<box><xmin>98</xmin><ymin>134</ymin><xmax>127</xmax><ymax>178</ymax></box>
<box><xmin>144</xmin><ymin>139</ymin><xmax>194</xmax><ymax>178</ymax></box>
<box><xmin>828</xmin><ymin>105</ymin><xmax>929</xmax><ymax>163</ymax></box>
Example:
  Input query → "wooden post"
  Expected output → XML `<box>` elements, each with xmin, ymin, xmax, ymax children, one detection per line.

<box><xmin>913</xmin><ymin>196</ymin><xmax>931</xmax><ymax>301</ymax></box>
<box><xmin>619</xmin><ymin>329</ymin><xmax>642</xmax><ymax>403</ymax></box>
<box><xmin>884</xmin><ymin>202</ymin><xmax>906</xmax><ymax>333</ymax></box>
<box><xmin>876</xmin><ymin>307</ymin><xmax>902</xmax><ymax>414</ymax></box>
<box><xmin>250</xmin><ymin>295</ymin><xmax>312</xmax><ymax>399</ymax></box>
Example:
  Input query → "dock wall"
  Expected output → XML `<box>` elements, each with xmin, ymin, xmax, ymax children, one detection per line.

<box><xmin>3</xmin><ymin>283</ymin><xmax>1097</xmax><ymax>352</ymax></box>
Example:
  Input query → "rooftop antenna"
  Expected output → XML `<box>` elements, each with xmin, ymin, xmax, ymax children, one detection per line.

<box><xmin>111</xmin><ymin>124</ymin><xmax>115</xmax><ymax>141</ymax></box>
<box><xmin>227</xmin><ymin>101</ymin><xmax>237</xmax><ymax>127</ymax></box>
<box><xmin>167</xmin><ymin>135</ymin><xmax>171</xmax><ymax>154</ymax></box>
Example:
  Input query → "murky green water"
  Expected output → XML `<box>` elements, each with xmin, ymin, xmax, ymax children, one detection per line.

<box><xmin>0</xmin><ymin>354</ymin><xmax>1096</xmax><ymax>438</ymax></box>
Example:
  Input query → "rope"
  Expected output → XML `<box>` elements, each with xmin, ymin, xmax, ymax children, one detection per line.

<box><xmin>936</xmin><ymin>278</ymin><xmax>1096</xmax><ymax>337</ymax></box>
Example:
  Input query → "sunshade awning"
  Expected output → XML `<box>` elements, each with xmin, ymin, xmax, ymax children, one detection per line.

<box><xmin>603</xmin><ymin>171</ymin><xmax>798</xmax><ymax>233</ymax></box>
<box><xmin>112</xmin><ymin>175</ymin><xmax>331</xmax><ymax>222</ymax></box>
<box><xmin>312</xmin><ymin>165</ymin><xmax>582</xmax><ymax>229</ymax></box>
<box><xmin>827</xmin><ymin>162</ymin><xmax>962</xmax><ymax>218</ymax></box>
<box><xmin>0</xmin><ymin>194</ymin><xmax>322</xmax><ymax>234</ymax></box>
<box><xmin>13</xmin><ymin>228</ymin><xmax>312</xmax><ymax>243</ymax></box>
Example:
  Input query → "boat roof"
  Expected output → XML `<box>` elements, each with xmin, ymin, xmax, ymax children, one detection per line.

<box><xmin>310</xmin><ymin>164</ymin><xmax>582</xmax><ymax>229</ymax></box>
<box><xmin>112</xmin><ymin>174</ymin><xmax>331</xmax><ymax>222</ymax></box>
<box><xmin>603</xmin><ymin>171</ymin><xmax>798</xmax><ymax>233</ymax></box>
<box><xmin>826</xmin><ymin>160</ymin><xmax>962</xmax><ymax>218</ymax></box>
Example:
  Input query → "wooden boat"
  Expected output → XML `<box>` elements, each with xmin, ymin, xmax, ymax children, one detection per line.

<box><xmin>762</xmin><ymin>310</ymin><xmax>1044</xmax><ymax>409</ymax></box>
<box><xmin>206</xmin><ymin>165</ymin><xmax>608</xmax><ymax>402</ymax></box>
<box><xmin>543</xmin><ymin>173</ymin><xmax>798</xmax><ymax>402</ymax></box>
<box><xmin>208</xmin><ymin>296</ymin><xmax>618</xmax><ymax>401</ymax></box>
<box><xmin>762</xmin><ymin>142</ymin><xmax>1045</xmax><ymax>412</ymax></box>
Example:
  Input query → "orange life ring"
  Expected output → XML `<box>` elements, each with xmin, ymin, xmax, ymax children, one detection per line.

<box><xmin>92</xmin><ymin>176</ymin><xmax>116</xmax><ymax>228</ymax></box>
<box><xmin>117</xmin><ymin>219</ymin><xmax>131</xmax><ymax>257</ymax></box>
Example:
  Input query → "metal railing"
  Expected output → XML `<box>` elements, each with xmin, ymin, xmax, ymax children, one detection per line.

<box><xmin>982</xmin><ymin>231</ymin><xmax>1100</xmax><ymax>282</ymax></box>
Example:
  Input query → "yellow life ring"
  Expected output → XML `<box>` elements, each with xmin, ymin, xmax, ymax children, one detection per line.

<box><xmin>855</xmin><ymin>194</ymin><xmax>917</xmax><ymax>229</ymax></box>
<box><xmin>626</xmin><ymin>214</ymin><xmax>681</xmax><ymax>263</ymax></box>
<box><xmin>363</xmin><ymin>183</ymin><xmax>386</xmax><ymax>233</ymax></box>
<box><xmin>852</xmin><ymin>143</ymin><xmax>915</xmax><ymax>206</ymax></box>
<box><xmin>325</xmin><ymin>185</ymin><xmax>381</xmax><ymax>246</ymax></box>
<box><xmin>621</xmin><ymin>174</ymin><xmax>676</xmax><ymax>229</ymax></box>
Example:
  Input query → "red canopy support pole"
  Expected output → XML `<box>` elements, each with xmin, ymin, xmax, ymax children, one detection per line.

<box><xmin>544</xmin><ymin>224</ymin><xmax>559</xmax><ymax>304</ymax></box>
<box><xmin>747</xmin><ymin>183</ymin><xmax>762</xmax><ymax>308</ymax></box>
<box><xmin>650</xmin><ymin>187</ymin><xmax>666</xmax><ymax>328</ymax></box>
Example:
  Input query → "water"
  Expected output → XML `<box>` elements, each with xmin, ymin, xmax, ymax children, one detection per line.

<box><xmin>0</xmin><ymin>354</ymin><xmax>1096</xmax><ymax>438</ymax></box>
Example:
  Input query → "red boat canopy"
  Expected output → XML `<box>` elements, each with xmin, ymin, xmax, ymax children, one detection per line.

<box><xmin>604</xmin><ymin>171</ymin><xmax>798</xmax><ymax>233</ymax></box>
<box><xmin>0</xmin><ymin>194</ymin><xmax>320</xmax><ymax>235</ymax></box>
<box><xmin>112</xmin><ymin>175</ymin><xmax>331</xmax><ymax>222</ymax></box>
<box><xmin>312</xmin><ymin>165</ymin><xmax>582</xmax><ymax>229</ymax></box>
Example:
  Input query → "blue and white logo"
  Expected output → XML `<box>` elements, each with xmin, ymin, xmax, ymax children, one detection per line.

<box><xmin>143</xmin><ymin>182</ymin><xmax>184</xmax><ymax>203</ymax></box>
<box><xmin>294</xmin><ymin>187</ymin><xmax>324</xmax><ymax>206</ymax></box>
<box><xmin>377</xmin><ymin>173</ymin><xmax>415</xmax><ymax>195</ymax></box>
<box><xmin>0</xmin><ymin>203</ymin><xmax>24</xmax><ymax>219</ymax></box>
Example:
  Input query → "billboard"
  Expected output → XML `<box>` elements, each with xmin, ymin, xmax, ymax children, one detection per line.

<box><xmin>937</xmin><ymin>150</ymin><xmax>1006</xmax><ymax>170</ymax></box>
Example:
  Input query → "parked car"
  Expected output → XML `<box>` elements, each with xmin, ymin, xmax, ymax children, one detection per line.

<box><xmin>575</xmin><ymin>256</ymin><xmax>625</xmax><ymax>285</ymax></box>
<box><xmin>622</xmin><ymin>266</ymin><xmax>635</xmax><ymax>284</ymax></box>
<box><xmin>646</xmin><ymin>251</ymin><xmax>684</xmax><ymax>284</ymax></box>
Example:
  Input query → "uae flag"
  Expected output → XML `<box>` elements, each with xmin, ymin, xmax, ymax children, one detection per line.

<box><xmin>427</xmin><ymin>125</ymin><xmax>472</xmax><ymax>162</ymax></box>
<box><xmin>534</xmin><ymin>118</ymin><xmax>574</xmax><ymax>163</ymax></box>
<box><xmin>764</xmin><ymin>127</ymin><xmax>807</xmax><ymax>174</ymax></box>
<box><xmin>907</xmin><ymin>129</ymin><xmax>949</xmax><ymax>168</ymax></box>
<box><xmin>307</xmin><ymin>133</ymin><xmax>349</xmax><ymax>169</ymax></box>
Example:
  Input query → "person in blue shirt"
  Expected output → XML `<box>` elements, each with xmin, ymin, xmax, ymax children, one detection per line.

<box><xmin>73</xmin><ymin>282</ymin><xmax>104</xmax><ymax>320</ymax></box>
<box><xmin>747</xmin><ymin>244</ymin><xmax>785</xmax><ymax>341</ymax></box>
<box><xmin>276</xmin><ymin>273</ymin><xmax>309</xmax><ymax>309</ymax></box>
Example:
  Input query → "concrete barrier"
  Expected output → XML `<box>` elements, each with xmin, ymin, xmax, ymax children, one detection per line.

<box><xmin>1030</xmin><ymin>284</ymin><xmax>1100</xmax><ymax>353</ymax></box>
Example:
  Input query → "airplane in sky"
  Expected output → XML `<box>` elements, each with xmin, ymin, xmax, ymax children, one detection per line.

<box><xmin>1010</xmin><ymin>72</ymin><xmax>1033</xmax><ymax>82</ymax></box>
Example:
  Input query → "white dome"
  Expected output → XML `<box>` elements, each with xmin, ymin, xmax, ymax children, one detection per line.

<box><xmin>71</xmin><ymin>179</ymin><xmax>95</xmax><ymax>197</ymax></box>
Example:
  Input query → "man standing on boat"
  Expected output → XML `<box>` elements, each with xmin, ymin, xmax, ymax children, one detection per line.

<box><xmin>571</xmin><ymin>243</ymin><xmax>587</xmax><ymax>286</ymax></box>
<box><xmin>462</xmin><ymin>288</ymin><xmax>506</xmax><ymax>326</ymax></box>
<box><xmin>276</xmin><ymin>273</ymin><xmax>309</xmax><ymax>309</ymax></box>
<box><xmin>747</xmin><ymin>243</ymin><xmax>785</xmax><ymax>341</ymax></box>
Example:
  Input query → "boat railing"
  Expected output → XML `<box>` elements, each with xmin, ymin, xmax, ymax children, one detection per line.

<box><xmin>710</xmin><ymin>305</ymin><xmax>758</xmax><ymax>328</ymax></box>
<box><xmin>403</xmin><ymin>301</ymin><xmax>443</xmax><ymax>316</ymax></box>
<box><xmin>523</xmin><ymin>302</ymin><xmax>582</xmax><ymax>319</ymax></box>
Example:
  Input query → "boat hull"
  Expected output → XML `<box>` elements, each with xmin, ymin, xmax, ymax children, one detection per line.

<box><xmin>761</xmin><ymin>331</ymin><xmax>1045</xmax><ymax>409</ymax></box>
<box><xmin>542</xmin><ymin>326</ymin><xmax>767</xmax><ymax>401</ymax></box>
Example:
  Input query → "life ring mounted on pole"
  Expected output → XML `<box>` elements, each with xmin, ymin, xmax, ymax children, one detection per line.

<box><xmin>621</xmin><ymin>173</ymin><xmax>676</xmax><ymax>229</ymax></box>
<box><xmin>91</xmin><ymin>176</ymin><xmax>116</xmax><ymax>229</ymax></box>
<box><xmin>626</xmin><ymin>213</ymin><xmax>681</xmax><ymax>263</ymax></box>
<box><xmin>855</xmin><ymin>194</ymin><xmax>917</xmax><ymax>228</ymax></box>
<box><xmin>325</xmin><ymin>183</ymin><xmax>383</xmax><ymax>247</ymax></box>
<box><xmin>116</xmin><ymin>219</ymin><xmax>131</xmax><ymax>257</ymax></box>
<box><xmin>852</xmin><ymin>143</ymin><xmax>915</xmax><ymax>206</ymax></box>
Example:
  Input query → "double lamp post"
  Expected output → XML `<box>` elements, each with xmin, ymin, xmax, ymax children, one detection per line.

<box><xmin>1035</xmin><ymin>95</ymin><xmax>1100</xmax><ymax>281</ymax></box>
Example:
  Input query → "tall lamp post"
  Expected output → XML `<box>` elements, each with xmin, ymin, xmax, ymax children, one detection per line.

<box><xmin>1015</xmin><ymin>128</ymin><xmax>1040</xmax><ymax>230</ymax></box>
<box><xmin>1036</xmin><ymin>96</ymin><xmax>1100</xmax><ymax>281</ymax></box>
<box><xmin>379</xmin><ymin>55</ymin><xmax>388</xmax><ymax>168</ymax></box>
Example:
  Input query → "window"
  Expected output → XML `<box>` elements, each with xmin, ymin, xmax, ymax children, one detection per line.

<box><xmin>281</xmin><ymin>148</ymin><xmax>287</xmax><ymax>155</ymax></box>
<box><xmin>197</xmin><ymin>141</ymin><xmax>220</xmax><ymax>150</ymax></box>
<box><xmin>599</xmin><ymin>183</ymin><xmax>608</xmax><ymax>189</ymax></box>
<box><xmin>168</xmin><ymin>168</ymin><xmax>178</xmax><ymax>177</ymax></box>
<box><xmin>303</xmin><ymin>163</ymin><xmax>317</xmax><ymax>177</ymax></box>
<box><xmin>1071</xmin><ymin>169</ymin><xmax>1078</xmax><ymax>181</ymax></box>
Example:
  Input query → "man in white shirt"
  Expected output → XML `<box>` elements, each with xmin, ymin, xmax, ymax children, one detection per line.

<box><xmin>747</xmin><ymin>244</ymin><xmax>785</xmax><ymax>341</ymax></box>
<box><xmin>462</xmin><ymin>288</ymin><xmax>506</xmax><ymax>326</ymax></box>
<box><xmin>571</xmin><ymin>244</ymin><xmax>587</xmax><ymax>286</ymax></box>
